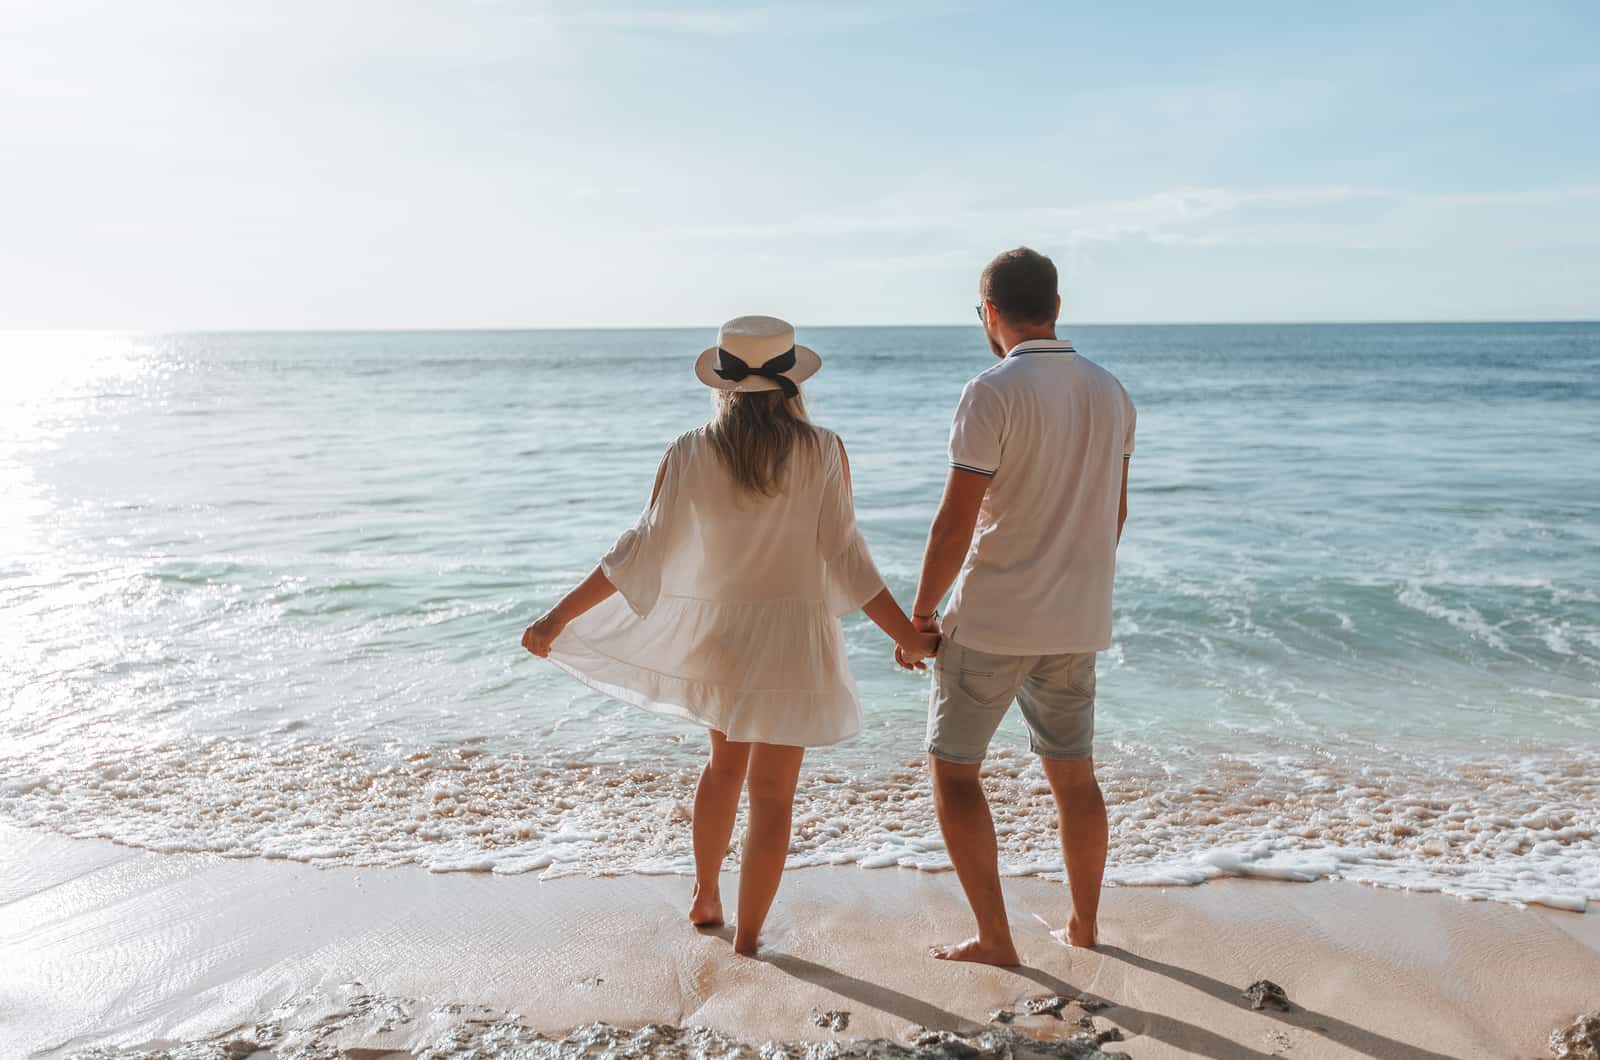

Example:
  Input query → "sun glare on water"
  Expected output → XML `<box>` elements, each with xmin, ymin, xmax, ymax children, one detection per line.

<box><xmin>0</xmin><ymin>331</ymin><xmax>152</xmax><ymax>688</ymax></box>
<box><xmin>0</xmin><ymin>330</ymin><xmax>144</xmax><ymax>403</ymax></box>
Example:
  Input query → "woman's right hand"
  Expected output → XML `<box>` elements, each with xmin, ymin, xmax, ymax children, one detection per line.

<box><xmin>521</xmin><ymin>612</ymin><xmax>566</xmax><ymax>657</ymax></box>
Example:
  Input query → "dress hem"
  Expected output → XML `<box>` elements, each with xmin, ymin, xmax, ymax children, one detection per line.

<box><xmin>545</xmin><ymin>655</ymin><xmax>861</xmax><ymax>749</ymax></box>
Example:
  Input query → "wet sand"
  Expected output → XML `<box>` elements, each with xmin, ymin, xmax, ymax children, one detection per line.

<box><xmin>3</xmin><ymin>821</ymin><xmax>1596</xmax><ymax>1058</ymax></box>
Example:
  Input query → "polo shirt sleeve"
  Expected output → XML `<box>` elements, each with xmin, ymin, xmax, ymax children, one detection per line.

<box><xmin>948</xmin><ymin>379</ymin><xmax>1003</xmax><ymax>477</ymax></box>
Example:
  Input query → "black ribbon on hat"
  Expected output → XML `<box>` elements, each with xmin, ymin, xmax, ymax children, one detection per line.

<box><xmin>713</xmin><ymin>346</ymin><xmax>799</xmax><ymax>398</ymax></box>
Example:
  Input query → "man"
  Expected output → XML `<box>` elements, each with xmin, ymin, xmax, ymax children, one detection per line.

<box><xmin>901</xmin><ymin>246</ymin><xmax>1135</xmax><ymax>966</ymax></box>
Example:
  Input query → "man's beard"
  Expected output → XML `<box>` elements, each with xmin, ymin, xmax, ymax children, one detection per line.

<box><xmin>985</xmin><ymin>329</ymin><xmax>1005</xmax><ymax>358</ymax></box>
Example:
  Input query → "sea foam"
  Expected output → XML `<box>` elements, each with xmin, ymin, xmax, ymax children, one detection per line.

<box><xmin>2</xmin><ymin>735</ymin><xmax>1594</xmax><ymax>913</ymax></box>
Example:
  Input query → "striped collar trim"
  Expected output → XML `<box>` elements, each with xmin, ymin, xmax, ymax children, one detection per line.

<box><xmin>1007</xmin><ymin>338</ymin><xmax>1076</xmax><ymax>357</ymax></box>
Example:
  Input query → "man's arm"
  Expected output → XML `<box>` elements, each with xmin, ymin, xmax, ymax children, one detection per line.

<box><xmin>911</xmin><ymin>467</ymin><xmax>991</xmax><ymax>623</ymax></box>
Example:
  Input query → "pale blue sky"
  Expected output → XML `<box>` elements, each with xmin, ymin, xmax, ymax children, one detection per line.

<box><xmin>2</xmin><ymin>1</ymin><xmax>1597</xmax><ymax>327</ymax></box>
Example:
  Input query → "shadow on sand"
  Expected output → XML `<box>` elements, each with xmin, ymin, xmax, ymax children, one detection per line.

<box><xmin>755</xmin><ymin>948</ymin><xmax>980</xmax><ymax>1034</ymax></box>
<box><xmin>706</xmin><ymin>925</ymin><xmax>1454</xmax><ymax>1059</ymax></box>
<box><xmin>700</xmin><ymin>923</ymin><xmax>975</xmax><ymax>1033</ymax></box>
<box><xmin>1015</xmin><ymin>964</ymin><xmax>1281</xmax><ymax>1060</ymax></box>
<box><xmin>1079</xmin><ymin>947</ymin><xmax>1459</xmax><ymax>1060</ymax></box>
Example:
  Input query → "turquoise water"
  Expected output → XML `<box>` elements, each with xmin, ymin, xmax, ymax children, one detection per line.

<box><xmin>1</xmin><ymin>325</ymin><xmax>1596</xmax><ymax>904</ymax></box>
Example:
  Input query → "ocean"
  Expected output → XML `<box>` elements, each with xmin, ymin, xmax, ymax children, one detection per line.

<box><xmin>2</xmin><ymin>324</ymin><xmax>1596</xmax><ymax>909</ymax></box>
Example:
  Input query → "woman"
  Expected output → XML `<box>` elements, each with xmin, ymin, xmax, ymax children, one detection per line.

<box><xmin>521</xmin><ymin>315</ymin><xmax>937</xmax><ymax>955</ymax></box>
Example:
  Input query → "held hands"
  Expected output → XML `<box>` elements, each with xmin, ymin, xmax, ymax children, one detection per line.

<box><xmin>520</xmin><ymin>612</ymin><xmax>566</xmax><ymax>657</ymax></box>
<box><xmin>894</xmin><ymin>613</ymin><xmax>942</xmax><ymax>671</ymax></box>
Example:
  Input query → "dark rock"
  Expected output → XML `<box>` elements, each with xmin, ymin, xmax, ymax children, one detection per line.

<box><xmin>1243</xmin><ymin>979</ymin><xmax>1293</xmax><ymax>1012</ymax></box>
<box><xmin>1551</xmin><ymin>1011</ymin><xmax>1600</xmax><ymax>1060</ymax></box>
<box><xmin>910</xmin><ymin>1028</ymin><xmax>981</xmax><ymax>1056</ymax></box>
<box><xmin>811</xmin><ymin>1007</ymin><xmax>851</xmax><ymax>1032</ymax></box>
<box><xmin>1069</xmin><ymin>1017</ymin><xmax>1125</xmax><ymax>1048</ymax></box>
<box><xmin>1020</xmin><ymin>993</ymin><xmax>1072</xmax><ymax>1017</ymax></box>
<box><xmin>910</xmin><ymin>1026</ymin><xmax>1130</xmax><ymax>1058</ymax></box>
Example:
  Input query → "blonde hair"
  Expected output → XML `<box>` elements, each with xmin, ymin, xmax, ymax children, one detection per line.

<box><xmin>705</xmin><ymin>388</ymin><xmax>819</xmax><ymax>496</ymax></box>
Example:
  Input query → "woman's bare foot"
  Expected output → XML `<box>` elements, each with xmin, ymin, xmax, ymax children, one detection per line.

<box><xmin>732</xmin><ymin>929</ymin><xmax>759</xmax><ymax>955</ymax></box>
<box><xmin>688</xmin><ymin>884</ymin><xmax>723</xmax><ymax>927</ymax></box>
<box><xmin>1050</xmin><ymin>912</ymin><xmax>1097</xmax><ymax>948</ymax></box>
<box><xmin>929</xmin><ymin>936</ymin><xmax>1021</xmax><ymax>966</ymax></box>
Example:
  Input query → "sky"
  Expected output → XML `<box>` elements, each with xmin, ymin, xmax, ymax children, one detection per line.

<box><xmin>2</xmin><ymin>0</ymin><xmax>1598</xmax><ymax>328</ymax></box>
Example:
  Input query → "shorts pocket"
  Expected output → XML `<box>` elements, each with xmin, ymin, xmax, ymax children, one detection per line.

<box><xmin>1068</xmin><ymin>654</ymin><xmax>1097</xmax><ymax>697</ymax></box>
<box><xmin>957</xmin><ymin>662</ymin><xmax>1019</xmax><ymax>709</ymax></box>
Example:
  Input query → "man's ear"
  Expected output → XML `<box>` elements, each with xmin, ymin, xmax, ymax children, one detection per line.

<box><xmin>1055</xmin><ymin>294</ymin><xmax>1063</xmax><ymax>320</ymax></box>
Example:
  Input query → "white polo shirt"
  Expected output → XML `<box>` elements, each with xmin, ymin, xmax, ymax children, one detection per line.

<box><xmin>944</xmin><ymin>338</ymin><xmax>1136</xmax><ymax>656</ymax></box>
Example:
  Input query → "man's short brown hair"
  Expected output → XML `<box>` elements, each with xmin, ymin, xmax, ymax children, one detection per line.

<box><xmin>980</xmin><ymin>247</ymin><xmax>1058</xmax><ymax>325</ymax></box>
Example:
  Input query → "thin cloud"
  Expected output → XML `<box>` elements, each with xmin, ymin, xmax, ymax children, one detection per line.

<box><xmin>550</xmin><ymin>1</ymin><xmax>947</xmax><ymax>36</ymax></box>
<box><xmin>649</xmin><ymin>184</ymin><xmax>1600</xmax><ymax>252</ymax></box>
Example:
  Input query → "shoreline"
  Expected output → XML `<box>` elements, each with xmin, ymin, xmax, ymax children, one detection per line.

<box><xmin>4</xmin><ymin>822</ymin><xmax>1598</xmax><ymax>1058</ymax></box>
<box><xmin>6</xmin><ymin>736</ymin><xmax>1593</xmax><ymax>914</ymax></box>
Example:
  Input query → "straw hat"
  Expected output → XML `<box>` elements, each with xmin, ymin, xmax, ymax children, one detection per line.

<box><xmin>694</xmin><ymin>315</ymin><xmax>821</xmax><ymax>398</ymax></box>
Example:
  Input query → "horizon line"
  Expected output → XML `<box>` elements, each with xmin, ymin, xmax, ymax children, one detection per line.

<box><xmin>3</xmin><ymin>317</ymin><xmax>1599</xmax><ymax>335</ymax></box>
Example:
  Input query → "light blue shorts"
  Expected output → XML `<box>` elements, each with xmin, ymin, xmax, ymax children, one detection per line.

<box><xmin>927</xmin><ymin>638</ymin><xmax>1097</xmax><ymax>764</ymax></box>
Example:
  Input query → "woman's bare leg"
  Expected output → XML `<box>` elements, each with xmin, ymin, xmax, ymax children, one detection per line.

<box><xmin>689</xmin><ymin>730</ymin><xmax>750</xmax><ymax>926</ymax></box>
<box><xmin>733</xmin><ymin>741</ymin><xmax>805</xmax><ymax>955</ymax></box>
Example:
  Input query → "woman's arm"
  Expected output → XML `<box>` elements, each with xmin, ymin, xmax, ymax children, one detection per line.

<box><xmin>521</xmin><ymin>449</ymin><xmax>670</xmax><ymax>658</ymax></box>
<box><xmin>862</xmin><ymin>587</ymin><xmax>939</xmax><ymax>671</ymax></box>
<box><xmin>521</xmin><ymin>564</ymin><xmax>615</xmax><ymax>657</ymax></box>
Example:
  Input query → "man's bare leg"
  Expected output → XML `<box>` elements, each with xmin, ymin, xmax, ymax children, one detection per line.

<box><xmin>1040</xmin><ymin>756</ymin><xmax>1107</xmax><ymax>948</ymax></box>
<box><xmin>928</xmin><ymin>755</ymin><xmax>1021</xmax><ymax>966</ymax></box>
<box><xmin>689</xmin><ymin>730</ymin><xmax>750</xmax><ymax>926</ymax></box>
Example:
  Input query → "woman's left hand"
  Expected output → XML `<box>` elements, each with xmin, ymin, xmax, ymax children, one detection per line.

<box><xmin>521</xmin><ymin>613</ymin><xmax>565</xmax><ymax>657</ymax></box>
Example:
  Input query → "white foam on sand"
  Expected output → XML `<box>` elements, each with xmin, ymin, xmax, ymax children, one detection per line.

<box><xmin>48</xmin><ymin>978</ymin><xmax>1130</xmax><ymax>1060</ymax></box>
<box><xmin>2</xmin><ymin>735</ymin><xmax>1595</xmax><ymax>913</ymax></box>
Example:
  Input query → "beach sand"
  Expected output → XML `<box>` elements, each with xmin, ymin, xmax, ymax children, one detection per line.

<box><xmin>3</xmin><ymin>821</ymin><xmax>1596</xmax><ymax>1058</ymax></box>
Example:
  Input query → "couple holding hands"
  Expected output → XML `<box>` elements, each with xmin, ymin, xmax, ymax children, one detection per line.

<box><xmin>522</xmin><ymin>246</ymin><xmax>1135</xmax><ymax>966</ymax></box>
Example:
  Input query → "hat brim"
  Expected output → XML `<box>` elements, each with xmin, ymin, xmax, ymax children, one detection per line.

<box><xmin>695</xmin><ymin>344</ymin><xmax>822</xmax><ymax>393</ymax></box>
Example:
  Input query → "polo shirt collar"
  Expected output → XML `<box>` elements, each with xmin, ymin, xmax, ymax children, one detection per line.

<box><xmin>1007</xmin><ymin>337</ymin><xmax>1076</xmax><ymax>358</ymax></box>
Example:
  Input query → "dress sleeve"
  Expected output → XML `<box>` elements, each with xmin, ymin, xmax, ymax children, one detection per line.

<box><xmin>598</xmin><ymin>442</ymin><xmax>678</xmax><ymax>618</ymax></box>
<box><xmin>1122</xmin><ymin>385</ymin><xmax>1137</xmax><ymax>459</ymax></box>
<box><xmin>818</xmin><ymin>433</ymin><xmax>887</xmax><ymax>617</ymax></box>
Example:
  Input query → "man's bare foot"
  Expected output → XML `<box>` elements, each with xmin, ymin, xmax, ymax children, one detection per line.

<box><xmin>732</xmin><ymin>930</ymin><xmax>759</xmax><ymax>955</ymax></box>
<box><xmin>688</xmin><ymin>885</ymin><xmax>723</xmax><ymax>927</ymax></box>
<box><xmin>929</xmin><ymin>936</ymin><xmax>1021</xmax><ymax>966</ymax></box>
<box><xmin>1050</xmin><ymin>913</ymin><xmax>1097</xmax><ymax>948</ymax></box>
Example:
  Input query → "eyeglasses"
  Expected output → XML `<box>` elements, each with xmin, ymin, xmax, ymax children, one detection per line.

<box><xmin>974</xmin><ymin>302</ymin><xmax>986</xmax><ymax>323</ymax></box>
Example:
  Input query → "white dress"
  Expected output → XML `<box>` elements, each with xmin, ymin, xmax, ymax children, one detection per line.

<box><xmin>547</xmin><ymin>426</ymin><xmax>884</xmax><ymax>747</ymax></box>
